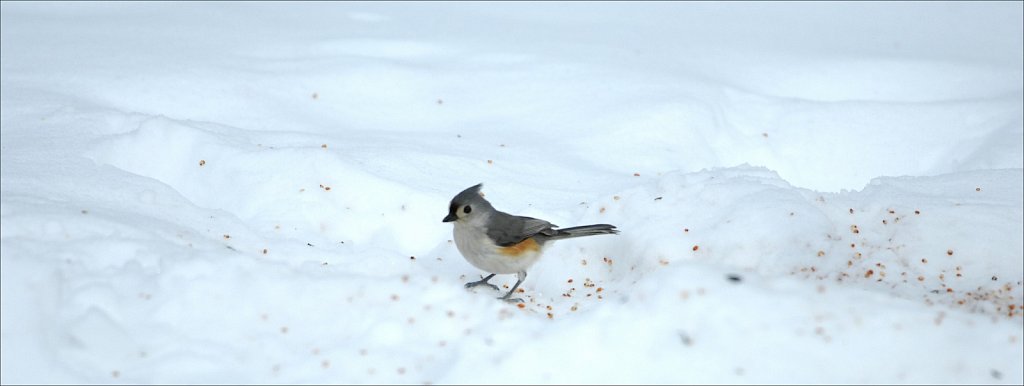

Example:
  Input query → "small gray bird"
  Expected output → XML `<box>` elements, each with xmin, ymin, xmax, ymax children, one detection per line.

<box><xmin>443</xmin><ymin>183</ymin><xmax>619</xmax><ymax>302</ymax></box>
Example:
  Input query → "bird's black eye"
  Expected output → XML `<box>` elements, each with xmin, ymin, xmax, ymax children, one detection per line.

<box><xmin>463</xmin><ymin>205</ymin><xmax>472</xmax><ymax>214</ymax></box>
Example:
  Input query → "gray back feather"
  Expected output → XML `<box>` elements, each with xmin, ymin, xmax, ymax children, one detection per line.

<box><xmin>486</xmin><ymin>211</ymin><xmax>558</xmax><ymax>247</ymax></box>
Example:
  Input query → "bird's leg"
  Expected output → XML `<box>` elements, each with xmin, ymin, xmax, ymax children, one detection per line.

<box><xmin>498</xmin><ymin>271</ymin><xmax>527</xmax><ymax>303</ymax></box>
<box><xmin>464</xmin><ymin>273</ymin><xmax>499</xmax><ymax>291</ymax></box>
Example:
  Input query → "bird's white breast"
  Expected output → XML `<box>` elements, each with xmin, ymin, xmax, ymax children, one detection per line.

<box><xmin>452</xmin><ymin>218</ymin><xmax>543</xmax><ymax>274</ymax></box>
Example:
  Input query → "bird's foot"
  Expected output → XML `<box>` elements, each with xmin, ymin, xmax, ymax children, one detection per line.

<box><xmin>498</xmin><ymin>291</ymin><xmax>524</xmax><ymax>303</ymax></box>
<box><xmin>465</xmin><ymin>275</ymin><xmax>500</xmax><ymax>291</ymax></box>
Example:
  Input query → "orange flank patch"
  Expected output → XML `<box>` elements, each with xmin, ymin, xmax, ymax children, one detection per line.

<box><xmin>498</xmin><ymin>237</ymin><xmax>541</xmax><ymax>257</ymax></box>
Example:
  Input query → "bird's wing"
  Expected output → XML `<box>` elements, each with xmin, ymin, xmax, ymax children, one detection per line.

<box><xmin>486</xmin><ymin>213</ymin><xmax>556</xmax><ymax>247</ymax></box>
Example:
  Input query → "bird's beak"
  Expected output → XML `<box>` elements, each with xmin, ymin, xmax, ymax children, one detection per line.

<box><xmin>442</xmin><ymin>213</ymin><xmax>457</xmax><ymax>223</ymax></box>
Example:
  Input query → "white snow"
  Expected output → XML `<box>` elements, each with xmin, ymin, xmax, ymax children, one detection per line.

<box><xmin>2</xmin><ymin>2</ymin><xmax>1022</xmax><ymax>384</ymax></box>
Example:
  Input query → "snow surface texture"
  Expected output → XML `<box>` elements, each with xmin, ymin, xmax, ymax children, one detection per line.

<box><xmin>2</xmin><ymin>2</ymin><xmax>1022</xmax><ymax>384</ymax></box>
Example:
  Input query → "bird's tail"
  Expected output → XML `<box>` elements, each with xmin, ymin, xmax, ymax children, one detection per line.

<box><xmin>549</xmin><ymin>224</ymin><xmax>619</xmax><ymax>240</ymax></box>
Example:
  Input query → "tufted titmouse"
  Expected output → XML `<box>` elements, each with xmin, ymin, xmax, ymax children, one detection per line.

<box><xmin>443</xmin><ymin>183</ymin><xmax>619</xmax><ymax>302</ymax></box>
